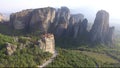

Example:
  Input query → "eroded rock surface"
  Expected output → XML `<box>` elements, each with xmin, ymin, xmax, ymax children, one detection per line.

<box><xmin>30</xmin><ymin>7</ymin><xmax>56</xmax><ymax>33</ymax></box>
<box><xmin>9</xmin><ymin>7</ymin><xmax>115</xmax><ymax>45</ymax></box>
<box><xmin>38</xmin><ymin>33</ymin><xmax>55</xmax><ymax>54</ymax></box>
<box><xmin>90</xmin><ymin>10</ymin><xmax>114</xmax><ymax>44</ymax></box>
<box><xmin>54</xmin><ymin>7</ymin><xmax>70</xmax><ymax>37</ymax></box>
<box><xmin>10</xmin><ymin>9</ymin><xmax>33</xmax><ymax>29</ymax></box>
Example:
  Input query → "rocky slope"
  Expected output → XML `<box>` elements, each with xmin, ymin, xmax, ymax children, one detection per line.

<box><xmin>9</xmin><ymin>7</ymin><xmax>114</xmax><ymax>45</ymax></box>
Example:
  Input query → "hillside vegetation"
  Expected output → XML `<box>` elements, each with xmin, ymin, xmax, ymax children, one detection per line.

<box><xmin>0</xmin><ymin>34</ymin><xmax>52</xmax><ymax>67</ymax></box>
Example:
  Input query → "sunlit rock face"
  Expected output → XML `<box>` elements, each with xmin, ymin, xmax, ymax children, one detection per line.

<box><xmin>90</xmin><ymin>10</ymin><xmax>114</xmax><ymax>44</ymax></box>
<box><xmin>0</xmin><ymin>13</ymin><xmax>3</xmax><ymax>22</ymax></box>
<box><xmin>10</xmin><ymin>9</ymin><xmax>32</xmax><ymax>29</ymax></box>
<box><xmin>38</xmin><ymin>33</ymin><xmax>55</xmax><ymax>54</ymax></box>
<box><xmin>30</xmin><ymin>7</ymin><xmax>56</xmax><ymax>33</ymax></box>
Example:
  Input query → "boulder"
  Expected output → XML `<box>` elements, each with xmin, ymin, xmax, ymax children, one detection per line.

<box><xmin>5</xmin><ymin>42</ymin><xmax>17</xmax><ymax>55</ymax></box>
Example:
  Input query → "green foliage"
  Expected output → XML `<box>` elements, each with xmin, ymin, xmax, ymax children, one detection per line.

<box><xmin>0</xmin><ymin>33</ymin><xmax>15</xmax><ymax>49</ymax></box>
<box><xmin>0</xmin><ymin>33</ymin><xmax>52</xmax><ymax>67</ymax></box>
<box><xmin>0</xmin><ymin>45</ymin><xmax>52</xmax><ymax>67</ymax></box>
<box><xmin>47</xmin><ymin>48</ymin><xmax>96</xmax><ymax>67</ymax></box>
<box><xmin>18</xmin><ymin>36</ymin><xmax>30</xmax><ymax>44</ymax></box>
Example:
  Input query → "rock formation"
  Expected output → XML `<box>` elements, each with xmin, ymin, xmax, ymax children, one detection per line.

<box><xmin>67</xmin><ymin>14</ymin><xmax>84</xmax><ymax>38</ymax></box>
<box><xmin>78</xmin><ymin>18</ymin><xmax>88</xmax><ymax>40</ymax></box>
<box><xmin>5</xmin><ymin>42</ymin><xmax>17</xmax><ymax>55</ymax></box>
<box><xmin>106</xmin><ymin>27</ymin><xmax>115</xmax><ymax>44</ymax></box>
<box><xmin>9</xmin><ymin>7</ymin><xmax>115</xmax><ymax>45</ymax></box>
<box><xmin>30</xmin><ymin>7</ymin><xmax>56</xmax><ymax>33</ymax></box>
<box><xmin>53</xmin><ymin>7</ymin><xmax>70</xmax><ymax>37</ymax></box>
<box><xmin>10</xmin><ymin>9</ymin><xmax>33</xmax><ymax>29</ymax></box>
<box><xmin>90</xmin><ymin>10</ymin><xmax>114</xmax><ymax>44</ymax></box>
<box><xmin>38</xmin><ymin>33</ymin><xmax>55</xmax><ymax>54</ymax></box>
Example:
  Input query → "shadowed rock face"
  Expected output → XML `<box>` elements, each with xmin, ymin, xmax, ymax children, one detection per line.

<box><xmin>90</xmin><ymin>10</ymin><xmax>114</xmax><ymax>44</ymax></box>
<box><xmin>107</xmin><ymin>27</ymin><xmax>115</xmax><ymax>44</ymax></box>
<box><xmin>54</xmin><ymin>7</ymin><xmax>70</xmax><ymax>37</ymax></box>
<box><xmin>78</xmin><ymin>19</ymin><xmax>88</xmax><ymax>40</ymax></box>
<box><xmin>67</xmin><ymin>14</ymin><xmax>84</xmax><ymax>38</ymax></box>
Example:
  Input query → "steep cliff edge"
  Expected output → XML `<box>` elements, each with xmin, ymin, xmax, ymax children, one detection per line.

<box><xmin>9</xmin><ymin>7</ymin><xmax>115</xmax><ymax>45</ymax></box>
<box><xmin>90</xmin><ymin>10</ymin><xmax>114</xmax><ymax>45</ymax></box>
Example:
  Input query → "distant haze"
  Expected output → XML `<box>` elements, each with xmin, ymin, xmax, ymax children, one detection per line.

<box><xmin>0</xmin><ymin>0</ymin><xmax>120</xmax><ymax>24</ymax></box>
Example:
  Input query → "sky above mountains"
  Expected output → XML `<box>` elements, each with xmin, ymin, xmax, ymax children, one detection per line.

<box><xmin>0</xmin><ymin>0</ymin><xmax>120</xmax><ymax>24</ymax></box>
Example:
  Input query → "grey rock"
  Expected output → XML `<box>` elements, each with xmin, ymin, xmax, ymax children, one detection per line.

<box><xmin>54</xmin><ymin>7</ymin><xmax>70</xmax><ymax>37</ymax></box>
<box><xmin>78</xmin><ymin>18</ymin><xmax>88</xmax><ymax>40</ymax></box>
<box><xmin>30</xmin><ymin>7</ymin><xmax>56</xmax><ymax>33</ymax></box>
<box><xmin>106</xmin><ymin>27</ymin><xmax>115</xmax><ymax>44</ymax></box>
<box><xmin>90</xmin><ymin>10</ymin><xmax>114</xmax><ymax>44</ymax></box>
<box><xmin>5</xmin><ymin>42</ymin><xmax>17</xmax><ymax>55</ymax></box>
<box><xmin>67</xmin><ymin>14</ymin><xmax>84</xmax><ymax>38</ymax></box>
<box><xmin>10</xmin><ymin>9</ymin><xmax>33</xmax><ymax>29</ymax></box>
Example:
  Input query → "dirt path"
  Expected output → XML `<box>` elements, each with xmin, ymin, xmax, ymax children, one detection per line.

<box><xmin>38</xmin><ymin>50</ymin><xmax>58</xmax><ymax>68</ymax></box>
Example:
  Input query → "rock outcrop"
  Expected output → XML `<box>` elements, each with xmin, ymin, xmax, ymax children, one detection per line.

<box><xmin>78</xmin><ymin>19</ymin><xmax>88</xmax><ymax>40</ymax></box>
<box><xmin>38</xmin><ymin>33</ymin><xmax>55</xmax><ymax>54</ymax></box>
<box><xmin>53</xmin><ymin>7</ymin><xmax>70</xmax><ymax>37</ymax></box>
<box><xmin>106</xmin><ymin>27</ymin><xmax>115</xmax><ymax>44</ymax></box>
<box><xmin>90</xmin><ymin>10</ymin><xmax>114</xmax><ymax>44</ymax></box>
<box><xmin>0</xmin><ymin>13</ymin><xmax>3</xmax><ymax>23</ymax></box>
<box><xmin>30</xmin><ymin>7</ymin><xmax>56</xmax><ymax>33</ymax></box>
<box><xmin>67</xmin><ymin>14</ymin><xmax>84</xmax><ymax>38</ymax></box>
<box><xmin>10</xmin><ymin>9</ymin><xmax>33</xmax><ymax>29</ymax></box>
<box><xmin>9</xmin><ymin>7</ymin><xmax>115</xmax><ymax>45</ymax></box>
<box><xmin>5</xmin><ymin>42</ymin><xmax>17</xmax><ymax>55</ymax></box>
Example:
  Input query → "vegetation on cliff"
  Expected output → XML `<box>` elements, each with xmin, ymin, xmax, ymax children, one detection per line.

<box><xmin>0</xmin><ymin>34</ymin><xmax>52</xmax><ymax>67</ymax></box>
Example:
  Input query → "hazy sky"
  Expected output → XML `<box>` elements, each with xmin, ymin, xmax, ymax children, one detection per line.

<box><xmin>0</xmin><ymin>0</ymin><xmax>120</xmax><ymax>24</ymax></box>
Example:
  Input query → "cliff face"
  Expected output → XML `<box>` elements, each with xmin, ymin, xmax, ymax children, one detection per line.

<box><xmin>10</xmin><ymin>9</ymin><xmax>32</xmax><ymax>29</ymax></box>
<box><xmin>9</xmin><ymin>7</ymin><xmax>115</xmax><ymax>45</ymax></box>
<box><xmin>90</xmin><ymin>10</ymin><xmax>114</xmax><ymax>44</ymax></box>
<box><xmin>30</xmin><ymin>7</ymin><xmax>56</xmax><ymax>33</ymax></box>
